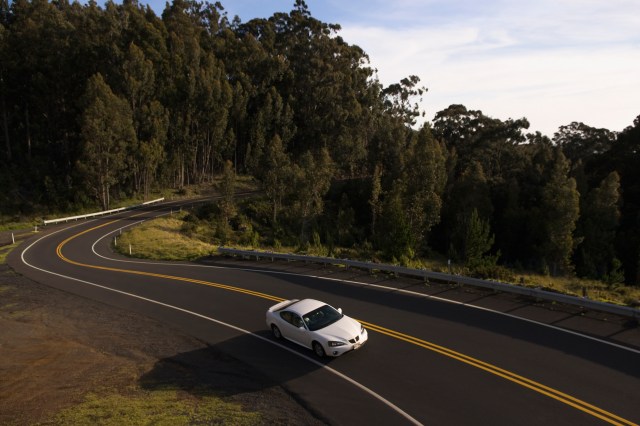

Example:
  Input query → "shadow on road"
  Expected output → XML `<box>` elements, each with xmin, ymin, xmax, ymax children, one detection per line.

<box><xmin>138</xmin><ymin>329</ymin><xmax>345</xmax><ymax>424</ymax></box>
<box><xmin>200</xmin><ymin>257</ymin><xmax>640</xmax><ymax>379</ymax></box>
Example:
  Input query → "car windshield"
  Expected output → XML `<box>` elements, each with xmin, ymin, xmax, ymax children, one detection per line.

<box><xmin>302</xmin><ymin>304</ymin><xmax>343</xmax><ymax>331</ymax></box>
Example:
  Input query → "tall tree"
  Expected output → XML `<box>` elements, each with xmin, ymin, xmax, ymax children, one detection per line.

<box><xmin>460</xmin><ymin>208</ymin><xmax>496</xmax><ymax>268</ymax></box>
<box><xmin>368</xmin><ymin>163</ymin><xmax>383</xmax><ymax>238</ymax></box>
<box><xmin>122</xmin><ymin>42</ymin><xmax>161</xmax><ymax>196</ymax></box>
<box><xmin>609</xmin><ymin>116</ymin><xmax>640</xmax><ymax>284</ymax></box>
<box><xmin>537</xmin><ymin>147</ymin><xmax>580</xmax><ymax>275</ymax></box>
<box><xmin>79</xmin><ymin>73</ymin><xmax>136</xmax><ymax>209</ymax></box>
<box><xmin>402</xmin><ymin>125</ymin><xmax>447</xmax><ymax>253</ymax></box>
<box><xmin>575</xmin><ymin>171</ymin><xmax>621</xmax><ymax>278</ymax></box>
<box><xmin>432</xmin><ymin>104</ymin><xmax>528</xmax><ymax>182</ymax></box>
<box><xmin>293</xmin><ymin>148</ymin><xmax>334</xmax><ymax>243</ymax></box>
<box><xmin>218</xmin><ymin>159</ymin><xmax>236</xmax><ymax>228</ymax></box>
<box><xmin>138</xmin><ymin>100</ymin><xmax>167</xmax><ymax>199</ymax></box>
<box><xmin>443</xmin><ymin>161</ymin><xmax>492</xmax><ymax>261</ymax></box>
<box><xmin>554</xmin><ymin>121</ymin><xmax>615</xmax><ymax>165</ymax></box>
<box><xmin>258</xmin><ymin>134</ymin><xmax>292</xmax><ymax>225</ymax></box>
<box><xmin>380</xmin><ymin>75</ymin><xmax>425</xmax><ymax>127</ymax></box>
<box><xmin>375</xmin><ymin>185</ymin><xmax>412</xmax><ymax>261</ymax></box>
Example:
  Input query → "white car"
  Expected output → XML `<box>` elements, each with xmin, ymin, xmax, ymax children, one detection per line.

<box><xmin>266</xmin><ymin>298</ymin><xmax>368</xmax><ymax>357</ymax></box>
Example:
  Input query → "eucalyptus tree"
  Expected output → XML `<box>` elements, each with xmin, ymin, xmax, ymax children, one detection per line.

<box><xmin>258</xmin><ymin>134</ymin><xmax>293</xmax><ymax>225</ymax></box>
<box><xmin>266</xmin><ymin>0</ymin><xmax>379</xmax><ymax>176</ymax></box>
<box><xmin>5</xmin><ymin>0</ymin><xmax>74</xmax><ymax>164</ymax></box>
<box><xmin>0</xmin><ymin>7</ymin><xmax>9</xmax><ymax>160</ymax></box>
<box><xmin>517</xmin><ymin>143</ymin><xmax>580</xmax><ymax>275</ymax></box>
<box><xmin>161</xmin><ymin>0</ymin><xmax>204</xmax><ymax>187</ymax></box>
<box><xmin>245</xmin><ymin>87</ymin><xmax>295</xmax><ymax>175</ymax></box>
<box><xmin>608</xmin><ymin>116</ymin><xmax>640</xmax><ymax>284</ymax></box>
<box><xmin>554</xmin><ymin>121</ymin><xmax>616</xmax><ymax>166</ymax></box>
<box><xmin>193</xmin><ymin>51</ymin><xmax>233</xmax><ymax>181</ymax></box>
<box><xmin>574</xmin><ymin>171</ymin><xmax>621</xmax><ymax>279</ymax></box>
<box><xmin>292</xmin><ymin>148</ymin><xmax>334</xmax><ymax>244</ymax></box>
<box><xmin>402</xmin><ymin>125</ymin><xmax>447</xmax><ymax>253</ymax></box>
<box><xmin>441</xmin><ymin>161</ymin><xmax>492</xmax><ymax>261</ymax></box>
<box><xmin>217</xmin><ymin>159</ymin><xmax>237</xmax><ymax>233</ymax></box>
<box><xmin>432</xmin><ymin>105</ymin><xmax>528</xmax><ymax>184</ymax></box>
<box><xmin>122</xmin><ymin>42</ymin><xmax>164</xmax><ymax>196</ymax></box>
<box><xmin>458</xmin><ymin>208</ymin><xmax>496</xmax><ymax>268</ymax></box>
<box><xmin>79</xmin><ymin>73</ymin><xmax>136</xmax><ymax>210</ymax></box>
<box><xmin>380</xmin><ymin>75</ymin><xmax>425</xmax><ymax>127</ymax></box>
<box><xmin>375</xmin><ymin>184</ymin><xmax>412</xmax><ymax>261</ymax></box>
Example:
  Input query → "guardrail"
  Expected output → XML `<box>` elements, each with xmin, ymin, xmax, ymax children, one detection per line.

<box><xmin>42</xmin><ymin>198</ymin><xmax>165</xmax><ymax>225</ymax></box>
<box><xmin>217</xmin><ymin>247</ymin><xmax>640</xmax><ymax>319</ymax></box>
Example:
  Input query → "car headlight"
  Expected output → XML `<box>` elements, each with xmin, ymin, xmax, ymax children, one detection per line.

<box><xmin>328</xmin><ymin>341</ymin><xmax>347</xmax><ymax>347</ymax></box>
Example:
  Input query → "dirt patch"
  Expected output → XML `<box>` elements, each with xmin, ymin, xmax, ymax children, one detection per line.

<box><xmin>0</xmin><ymin>264</ymin><xmax>323</xmax><ymax>425</ymax></box>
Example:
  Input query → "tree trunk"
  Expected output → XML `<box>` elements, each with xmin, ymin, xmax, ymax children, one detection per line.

<box><xmin>1</xmin><ymin>92</ymin><xmax>10</xmax><ymax>161</ymax></box>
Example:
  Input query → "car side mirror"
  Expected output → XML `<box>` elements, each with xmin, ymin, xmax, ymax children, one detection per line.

<box><xmin>337</xmin><ymin>308</ymin><xmax>343</xmax><ymax>314</ymax></box>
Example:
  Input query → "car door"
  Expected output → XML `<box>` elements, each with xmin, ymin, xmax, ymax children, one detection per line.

<box><xmin>279</xmin><ymin>311</ymin><xmax>310</xmax><ymax>347</ymax></box>
<box><xmin>288</xmin><ymin>314</ymin><xmax>311</xmax><ymax>348</ymax></box>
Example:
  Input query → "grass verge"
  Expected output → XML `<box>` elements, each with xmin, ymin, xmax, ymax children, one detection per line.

<box><xmin>0</xmin><ymin>243</ymin><xmax>17</xmax><ymax>264</ymax></box>
<box><xmin>113</xmin><ymin>213</ymin><xmax>216</xmax><ymax>261</ymax></box>
<box><xmin>114</xmin><ymin>213</ymin><xmax>640</xmax><ymax>308</ymax></box>
<box><xmin>51</xmin><ymin>388</ymin><xmax>261</xmax><ymax>426</ymax></box>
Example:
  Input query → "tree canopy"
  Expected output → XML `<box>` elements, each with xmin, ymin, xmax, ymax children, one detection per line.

<box><xmin>1</xmin><ymin>0</ymin><xmax>638</xmax><ymax>285</ymax></box>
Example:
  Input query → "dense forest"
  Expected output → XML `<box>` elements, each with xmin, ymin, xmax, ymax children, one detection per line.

<box><xmin>1</xmin><ymin>0</ymin><xmax>639</xmax><ymax>285</ymax></box>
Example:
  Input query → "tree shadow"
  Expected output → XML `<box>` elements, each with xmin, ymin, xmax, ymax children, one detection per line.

<box><xmin>200</xmin><ymin>257</ymin><xmax>640</xmax><ymax>379</ymax></box>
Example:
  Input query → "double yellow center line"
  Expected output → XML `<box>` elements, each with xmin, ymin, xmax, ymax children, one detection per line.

<box><xmin>361</xmin><ymin>321</ymin><xmax>636</xmax><ymax>426</ymax></box>
<box><xmin>55</xmin><ymin>218</ymin><xmax>636</xmax><ymax>426</ymax></box>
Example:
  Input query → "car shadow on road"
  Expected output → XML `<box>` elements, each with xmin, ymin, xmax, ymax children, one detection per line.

<box><xmin>139</xmin><ymin>329</ymin><xmax>333</xmax><ymax>398</ymax></box>
<box><xmin>138</xmin><ymin>330</ymin><xmax>356</xmax><ymax>424</ymax></box>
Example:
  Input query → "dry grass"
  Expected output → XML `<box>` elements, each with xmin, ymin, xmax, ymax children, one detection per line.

<box><xmin>113</xmin><ymin>215</ymin><xmax>216</xmax><ymax>261</ymax></box>
<box><xmin>114</xmin><ymin>211</ymin><xmax>640</xmax><ymax>308</ymax></box>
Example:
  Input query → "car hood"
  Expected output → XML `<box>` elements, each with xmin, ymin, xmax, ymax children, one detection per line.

<box><xmin>319</xmin><ymin>316</ymin><xmax>361</xmax><ymax>340</ymax></box>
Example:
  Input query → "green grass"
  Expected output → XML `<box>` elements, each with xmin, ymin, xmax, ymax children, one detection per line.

<box><xmin>113</xmin><ymin>213</ymin><xmax>216</xmax><ymax>261</ymax></box>
<box><xmin>0</xmin><ymin>242</ymin><xmax>19</xmax><ymax>264</ymax></box>
<box><xmin>51</xmin><ymin>388</ymin><xmax>261</xmax><ymax>426</ymax></box>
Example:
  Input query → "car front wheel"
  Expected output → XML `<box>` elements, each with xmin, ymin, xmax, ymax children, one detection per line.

<box><xmin>312</xmin><ymin>341</ymin><xmax>325</xmax><ymax>358</ymax></box>
<box><xmin>271</xmin><ymin>325</ymin><xmax>282</xmax><ymax>339</ymax></box>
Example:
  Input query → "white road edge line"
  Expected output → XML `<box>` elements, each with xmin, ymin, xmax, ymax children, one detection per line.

<box><xmin>92</xmin><ymin>216</ymin><xmax>640</xmax><ymax>356</ymax></box>
<box><xmin>20</xmin><ymin>222</ymin><xmax>423</xmax><ymax>426</ymax></box>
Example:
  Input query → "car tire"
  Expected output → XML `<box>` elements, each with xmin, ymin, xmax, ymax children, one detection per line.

<box><xmin>312</xmin><ymin>341</ymin><xmax>325</xmax><ymax>358</ymax></box>
<box><xmin>271</xmin><ymin>325</ymin><xmax>282</xmax><ymax>339</ymax></box>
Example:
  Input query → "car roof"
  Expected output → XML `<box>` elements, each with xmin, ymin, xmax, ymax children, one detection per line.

<box><xmin>287</xmin><ymin>298</ymin><xmax>326</xmax><ymax>315</ymax></box>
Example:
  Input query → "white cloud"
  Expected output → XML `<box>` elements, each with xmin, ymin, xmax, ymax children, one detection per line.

<box><xmin>338</xmin><ymin>1</ymin><xmax>640</xmax><ymax>135</ymax></box>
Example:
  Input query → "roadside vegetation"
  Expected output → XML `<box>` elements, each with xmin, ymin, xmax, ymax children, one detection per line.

<box><xmin>113</xmin><ymin>194</ymin><xmax>640</xmax><ymax>308</ymax></box>
<box><xmin>52</xmin><ymin>389</ymin><xmax>261</xmax><ymax>426</ymax></box>
<box><xmin>0</xmin><ymin>243</ymin><xmax>17</xmax><ymax>264</ymax></box>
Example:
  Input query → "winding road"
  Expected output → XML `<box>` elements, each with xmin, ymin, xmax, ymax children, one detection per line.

<box><xmin>8</xmin><ymin>200</ymin><xmax>640</xmax><ymax>425</ymax></box>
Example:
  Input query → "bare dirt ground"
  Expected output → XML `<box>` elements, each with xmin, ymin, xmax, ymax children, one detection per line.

<box><xmin>0</xmin><ymin>264</ymin><xmax>324</xmax><ymax>425</ymax></box>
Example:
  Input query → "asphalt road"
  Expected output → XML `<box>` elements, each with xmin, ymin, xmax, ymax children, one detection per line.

<box><xmin>8</xmin><ymin>202</ymin><xmax>640</xmax><ymax>425</ymax></box>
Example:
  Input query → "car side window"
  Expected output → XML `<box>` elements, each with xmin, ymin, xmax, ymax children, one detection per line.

<box><xmin>280</xmin><ymin>311</ymin><xmax>293</xmax><ymax>324</ymax></box>
<box><xmin>280</xmin><ymin>311</ymin><xmax>306</xmax><ymax>328</ymax></box>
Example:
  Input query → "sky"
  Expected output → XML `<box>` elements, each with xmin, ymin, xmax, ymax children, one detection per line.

<box><xmin>144</xmin><ymin>0</ymin><xmax>640</xmax><ymax>136</ymax></box>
